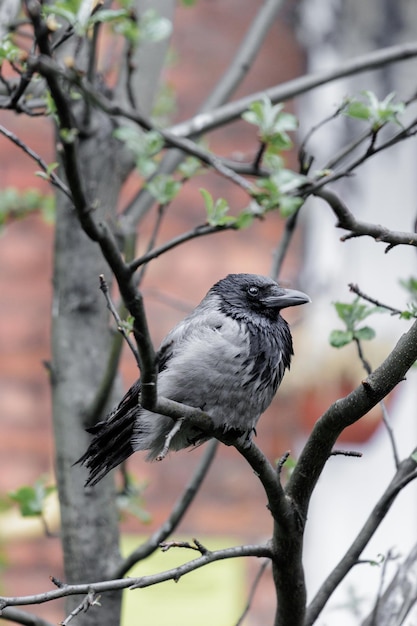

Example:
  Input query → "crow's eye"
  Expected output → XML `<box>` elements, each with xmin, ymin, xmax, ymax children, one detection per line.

<box><xmin>247</xmin><ymin>285</ymin><xmax>259</xmax><ymax>297</ymax></box>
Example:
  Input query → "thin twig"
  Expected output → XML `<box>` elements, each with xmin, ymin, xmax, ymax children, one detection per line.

<box><xmin>155</xmin><ymin>417</ymin><xmax>184</xmax><ymax>461</ymax></box>
<box><xmin>367</xmin><ymin>549</ymin><xmax>399</xmax><ymax>626</ymax></box>
<box><xmin>60</xmin><ymin>590</ymin><xmax>101</xmax><ymax>626</ymax></box>
<box><xmin>270</xmin><ymin>209</ymin><xmax>302</xmax><ymax>281</ymax></box>
<box><xmin>128</xmin><ymin>223</ymin><xmax>236</xmax><ymax>273</ymax></box>
<box><xmin>235</xmin><ymin>559</ymin><xmax>270</xmax><ymax>626</ymax></box>
<box><xmin>0</xmin><ymin>543</ymin><xmax>272</xmax><ymax>609</ymax></box>
<box><xmin>169</xmin><ymin>41</ymin><xmax>417</xmax><ymax>138</ymax></box>
<box><xmin>304</xmin><ymin>455</ymin><xmax>417</xmax><ymax>626</ymax></box>
<box><xmin>160</xmin><ymin>538</ymin><xmax>209</xmax><ymax>555</ymax></box>
<box><xmin>0</xmin><ymin>124</ymin><xmax>71</xmax><ymax>199</ymax></box>
<box><xmin>349</xmin><ymin>283</ymin><xmax>407</xmax><ymax>316</ymax></box>
<box><xmin>313</xmin><ymin>187</ymin><xmax>417</xmax><ymax>249</ymax></box>
<box><xmin>330</xmin><ymin>450</ymin><xmax>363</xmax><ymax>458</ymax></box>
<box><xmin>136</xmin><ymin>203</ymin><xmax>168</xmax><ymax>286</ymax></box>
<box><xmin>99</xmin><ymin>274</ymin><xmax>140</xmax><ymax>368</ymax></box>
<box><xmin>353</xmin><ymin>336</ymin><xmax>400</xmax><ymax>470</ymax></box>
<box><xmin>0</xmin><ymin>607</ymin><xmax>55</xmax><ymax>626</ymax></box>
<box><xmin>276</xmin><ymin>450</ymin><xmax>291</xmax><ymax>476</ymax></box>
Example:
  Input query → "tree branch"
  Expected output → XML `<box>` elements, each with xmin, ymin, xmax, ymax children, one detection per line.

<box><xmin>305</xmin><ymin>454</ymin><xmax>417</xmax><ymax>625</ymax></box>
<box><xmin>169</xmin><ymin>41</ymin><xmax>417</xmax><ymax>138</ymax></box>
<box><xmin>287</xmin><ymin>317</ymin><xmax>417</xmax><ymax>519</ymax></box>
<box><xmin>0</xmin><ymin>543</ymin><xmax>272</xmax><ymax>610</ymax></box>
<box><xmin>361</xmin><ymin>541</ymin><xmax>417</xmax><ymax>626</ymax></box>
<box><xmin>0</xmin><ymin>607</ymin><xmax>55</xmax><ymax>626</ymax></box>
<box><xmin>0</xmin><ymin>123</ymin><xmax>71</xmax><ymax>199</ymax></box>
<box><xmin>314</xmin><ymin>188</ymin><xmax>417</xmax><ymax>249</ymax></box>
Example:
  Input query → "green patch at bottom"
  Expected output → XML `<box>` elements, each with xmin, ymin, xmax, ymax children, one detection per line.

<box><xmin>121</xmin><ymin>535</ymin><xmax>246</xmax><ymax>626</ymax></box>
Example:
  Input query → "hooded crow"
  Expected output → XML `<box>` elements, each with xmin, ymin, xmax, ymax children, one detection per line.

<box><xmin>77</xmin><ymin>273</ymin><xmax>310</xmax><ymax>485</ymax></box>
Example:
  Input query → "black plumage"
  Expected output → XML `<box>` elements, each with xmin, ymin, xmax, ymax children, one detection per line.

<box><xmin>77</xmin><ymin>273</ymin><xmax>310</xmax><ymax>486</ymax></box>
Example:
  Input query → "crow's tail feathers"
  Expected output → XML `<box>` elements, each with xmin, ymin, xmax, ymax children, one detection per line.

<box><xmin>76</xmin><ymin>383</ymin><xmax>140</xmax><ymax>486</ymax></box>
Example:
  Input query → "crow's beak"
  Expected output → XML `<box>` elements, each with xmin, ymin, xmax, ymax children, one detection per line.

<box><xmin>263</xmin><ymin>287</ymin><xmax>311</xmax><ymax>310</ymax></box>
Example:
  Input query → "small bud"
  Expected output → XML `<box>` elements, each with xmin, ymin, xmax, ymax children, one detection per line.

<box><xmin>46</xmin><ymin>15</ymin><xmax>60</xmax><ymax>32</ymax></box>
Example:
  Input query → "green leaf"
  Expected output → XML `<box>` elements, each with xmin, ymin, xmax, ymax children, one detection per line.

<box><xmin>59</xmin><ymin>127</ymin><xmax>79</xmax><ymax>144</ymax></box>
<box><xmin>410</xmin><ymin>450</ymin><xmax>417</xmax><ymax>464</ymax></box>
<box><xmin>119</xmin><ymin>314</ymin><xmax>135</xmax><ymax>335</ymax></box>
<box><xmin>343</xmin><ymin>91</ymin><xmax>405</xmax><ymax>130</ymax></box>
<box><xmin>9</xmin><ymin>478</ymin><xmax>55</xmax><ymax>518</ymax></box>
<box><xmin>329</xmin><ymin>329</ymin><xmax>354</xmax><ymax>348</ymax></box>
<box><xmin>334</xmin><ymin>299</ymin><xmax>382</xmax><ymax>329</ymax></box>
<box><xmin>262</xmin><ymin>152</ymin><xmax>284</xmax><ymax>172</ymax></box>
<box><xmin>139</xmin><ymin>9</ymin><xmax>172</xmax><ymax>43</ymax></box>
<box><xmin>35</xmin><ymin>162</ymin><xmax>59</xmax><ymax>181</ymax></box>
<box><xmin>88</xmin><ymin>8</ymin><xmax>131</xmax><ymax>25</ymax></box>
<box><xmin>252</xmin><ymin>169</ymin><xmax>305</xmax><ymax>215</ymax></box>
<box><xmin>177</xmin><ymin>156</ymin><xmax>204</xmax><ymax>179</ymax></box>
<box><xmin>0</xmin><ymin>36</ymin><xmax>25</xmax><ymax>65</ymax></box>
<box><xmin>42</xmin><ymin>5</ymin><xmax>77</xmax><ymax>26</ymax></box>
<box><xmin>200</xmin><ymin>189</ymin><xmax>233</xmax><ymax>226</ymax></box>
<box><xmin>354</xmin><ymin>326</ymin><xmax>376</xmax><ymax>341</ymax></box>
<box><xmin>344</xmin><ymin>100</ymin><xmax>371</xmax><ymax>121</ymax></box>
<box><xmin>400</xmin><ymin>276</ymin><xmax>417</xmax><ymax>300</ymax></box>
<box><xmin>0</xmin><ymin>188</ymin><xmax>55</xmax><ymax>229</ymax></box>
<box><xmin>279</xmin><ymin>195</ymin><xmax>303</xmax><ymax>218</ymax></box>
<box><xmin>113</xmin><ymin>127</ymin><xmax>164</xmax><ymax>176</ymax></box>
<box><xmin>234</xmin><ymin>209</ymin><xmax>254</xmax><ymax>229</ymax></box>
<box><xmin>146</xmin><ymin>174</ymin><xmax>181</xmax><ymax>205</ymax></box>
<box><xmin>242</xmin><ymin>96</ymin><xmax>297</xmax><ymax>149</ymax></box>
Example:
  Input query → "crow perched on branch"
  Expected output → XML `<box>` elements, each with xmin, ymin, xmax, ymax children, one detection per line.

<box><xmin>77</xmin><ymin>274</ymin><xmax>310</xmax><ymax>486</ymax></box>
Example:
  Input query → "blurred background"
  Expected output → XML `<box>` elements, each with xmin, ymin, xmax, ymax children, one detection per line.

<box><xmin>1</xmin><ymin>1</ymin><xmax>417</xmax><ymax>624</ymax></box>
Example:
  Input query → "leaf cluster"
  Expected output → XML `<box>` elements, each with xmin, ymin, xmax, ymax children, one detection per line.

<box><xmin>42</xmin><ymin>1</ymin><xmax>172</xmax><ymax>44</ymax></box>
<box><xmin>242</xmin><ymin>96</ymin><xmax>297</xmax><ymax>150</ymax></box>
<box><xmin>329</xmin><ymin>298</ymin><xmax>384</xmax><ymax>348</ymax></box>
<box><xmin>0</xmin><ymin>187</ymin><xmax>55</xmax><ymax>230</ymax></box>
<box><xmin>343</xmin><ymin>91</ymin><xmax>405</xmax><ymax>131</ymax></box>
<box><xmin>9</xmin><ymin>477</ymin><xmax>55</xmax><ymax>518</ymax></box>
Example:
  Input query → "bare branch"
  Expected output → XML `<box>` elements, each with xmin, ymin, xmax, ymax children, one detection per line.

<box><xmin>287</xmin><ymin>317</ymin><xmax>417</xmax><ymax>518</ymax></box>
<box><xmin>314</xmin><ymin>188</ymin><xmax>417</xmax><ymax>249</ymax></box>
<box><xmin>365</xmin><ymin>549</ymin><xmax>399</xmax><ymax>626</ymax></box>
<box><xmin>0</xmin><ymin>124</ymin><xmax>71</xmax><ymax>198</ymax></box>
<box><xmin>128</xmin><ymin>223</ymin><xmax>237</xmax><ymax>273</ymax></box>
<box><xmin>361</xmin><ymin>542</ymin><xmax>417</xmax><ymax>626</ymax></box>
<box><xmin>0</xmin><ymin>543</ymin><xmax>272</xmax><ymax>610</ymax></box>
<box><xmin>0</xmin><ymin>607</ymin><xmax>54</xmax><ymax>626</ymax></box>
<box><xmin>235</xmin><ymin>559</ymin><xmax>270</xmax><ymax>626</ymax></box>
<box><xmin>169</xmin><ymin>42</ymin><xmax>417</xmax><ymax>138</ymax></box>
<box><xmin>234</xmin><ymin>439</ymin><xmax>291</xmax><ymax>527</ymax></box>
<box><xmin>305</xmin><ymin>454</ymin><xmax>417</xmax><ymax>625</ymax></box>
<box><xmin>99</xmin><ymin>274</ymin><xmax>140</xmax><ymax>368</ymax></box>
<box><xmin>26</xmin><ymin>54</ymin><xmax>254</xmax><ymax>194</ymax></box>
<box><xmin>270</xmin><ymin>209</ymin><xmax>302</xmax><ymax>281</ymax></box>
<box><xmin>349</xmin><ymin>282</ymin><xmax>412</xmax><ymax>317</ymax></box>
<box><xmin>330</xmin><ymin>449</ymin><xmax>363</xmax><ymax>458</ymax></box>
<box><xmin>60</xmin><ymin>590</ymin><xmax>101</xmax><ymax>626</ymax></box>
<box><xmin>160</xmin><ymin>538</ymin><xmax>209</xmax><ymax>555</ymax></box>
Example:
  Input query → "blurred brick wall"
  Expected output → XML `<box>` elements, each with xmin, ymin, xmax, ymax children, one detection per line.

<box><xmin>0</xmin><ymin>2</ymin><xmax>306</xmax><ymax>624</ymax></box>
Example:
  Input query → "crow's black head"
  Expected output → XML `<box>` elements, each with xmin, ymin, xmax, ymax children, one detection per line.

<box><xmin>211</xmin><ymin>273</ymin><xmax>310</xmax><ymax>321</ymax></box>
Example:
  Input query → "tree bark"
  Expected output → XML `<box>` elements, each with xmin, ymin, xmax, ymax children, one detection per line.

<box><xmin>50</xmin><ymin>1</ymin><xmax>174</xmax><ymax>622</ymax></box>
<box><xmin>51</xmin><ymin>111</ymin><xmax>128</xmax><ymax>624</ymax></box>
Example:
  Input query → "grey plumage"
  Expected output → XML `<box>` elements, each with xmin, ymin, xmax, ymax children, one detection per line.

<box><xmin>77</xmin><ymin>274</ymin><xmax>310</xmax><ymax>486</ymax></box>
